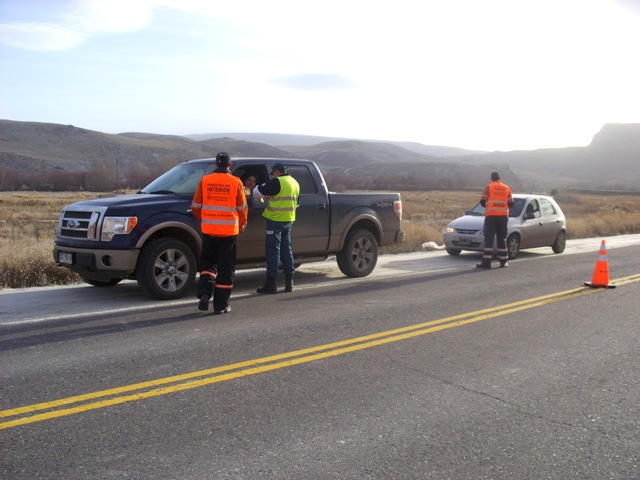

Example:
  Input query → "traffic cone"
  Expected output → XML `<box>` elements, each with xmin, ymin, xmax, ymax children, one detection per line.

<box><xmin>584</xmin><ymin>239</ymin><xmax>616</xmax><ymax>288</ymax></box>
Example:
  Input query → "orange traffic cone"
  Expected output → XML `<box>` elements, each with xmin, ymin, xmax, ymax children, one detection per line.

<box><xmin>584</xmin><ymin>239</ymin><xmax>616</xmax><ymax>288</ymax></box>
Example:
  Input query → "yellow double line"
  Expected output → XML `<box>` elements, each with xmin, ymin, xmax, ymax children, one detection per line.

<box><xmin>2</xmin><ymin>274</ymin><xmax>639</xmax><ymax>430</ymax></box>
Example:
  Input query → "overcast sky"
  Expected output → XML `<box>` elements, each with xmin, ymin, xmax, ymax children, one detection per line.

<box><xmin>1</xmin><ymin>0</ymin><xmax>639</xmax><ymax>151</ymax></box>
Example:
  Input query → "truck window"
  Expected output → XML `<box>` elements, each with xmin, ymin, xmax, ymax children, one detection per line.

<box><xmin>287</xmin><ymin>165</ymin><xmax>317</xmax><ymax>195</ymax></box>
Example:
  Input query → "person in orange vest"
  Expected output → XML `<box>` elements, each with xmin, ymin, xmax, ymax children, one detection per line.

<box><xmin>191</xmin><ymin>152</ymin><xmax>248</xmax><ymax>314</ymax></box>
<box><xmin>477</xmin><ymin>171</ymin><xmax>514</xmax><ymax>269</ymax></box>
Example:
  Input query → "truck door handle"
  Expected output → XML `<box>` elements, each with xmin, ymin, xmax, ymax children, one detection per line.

<box><xmin>317</xmin><ymin>203</ymin><xmax>328</xmax><ymax>210</ymax></box>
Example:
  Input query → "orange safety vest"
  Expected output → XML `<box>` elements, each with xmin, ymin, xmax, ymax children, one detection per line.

<box><xmin>191</xmin><ymin>172</ymin><xmax>248</xmax><ymax>236</ymax></box>
<box><xmin>482</xmin><ymin>181</ymin><xmax>512</xmax><ymax>216</ymax></box>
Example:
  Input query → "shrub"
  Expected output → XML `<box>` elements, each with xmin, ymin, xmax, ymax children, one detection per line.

<box><xmin>0</xmin><ymin>241</ymin><xmax>80</xmax><ymax>288</ymax></box>
<box><xmin>2</xmin><ymin>190</ymin><xmax>640</xmax><ymax>290</ymax></box>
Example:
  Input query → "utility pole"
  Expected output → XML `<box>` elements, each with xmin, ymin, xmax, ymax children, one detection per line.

<box><xmin>115</xmin><ymin>144</ymin><xmax>120</xmax><ymax>191</ymax></box>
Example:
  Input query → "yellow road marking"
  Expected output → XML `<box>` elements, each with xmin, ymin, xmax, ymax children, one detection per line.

<box><xmin>2</xmin><ymin>273</ymin><xmax>639</xmax><ymax>430</ymax></box>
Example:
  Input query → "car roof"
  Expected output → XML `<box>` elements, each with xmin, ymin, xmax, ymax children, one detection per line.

<box><xmin>185</xmin><ymin>157</ymin><xmax>307</xmax><ymax>163</ymax></box>
<box><xmin>512</xmin><ymin>193</ymin><xmax>554</xmax><ymax>200</ymax></box>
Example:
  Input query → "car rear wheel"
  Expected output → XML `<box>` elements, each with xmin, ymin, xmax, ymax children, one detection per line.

<box><xmin>552</xmin><ymin>231</ymin><xmax>567</xmax><ymax>253</ymax></box>
<box><xmin>137</xmin><ymin>238</ymin><xmax>196</xmax><ymax>300</ymax></box>
<box><xmin>507</xmin><ymin>234</ymin><xmax>520</xmax><ymax>259</ymax></box>
<box><xmin>336</xmin><ymin>228</ymin><xmax>378</xmax><ymax>277</ymax></box>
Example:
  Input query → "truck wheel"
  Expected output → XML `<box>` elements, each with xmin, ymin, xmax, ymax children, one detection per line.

<box><xmin>446</xmin><ymin>248</ymin><xmax>461</xmax><ymax>256</ymax></box>
<box><xmin>137</xmin><ymin>238</ymin><xmax>196</xmax><ymax>300</ymax></box>
<box><xmin>336</xmin><ymin>228</ymin><xmax>378</xmax><ymax>278</ymax></box>
<box><xmin>82</xmin><ymin>277</ymin><xmax>122</xmax><ymax>287</ymax></box>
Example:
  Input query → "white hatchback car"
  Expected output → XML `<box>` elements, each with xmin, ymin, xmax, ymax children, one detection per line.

<box><xmin>443</xmin><ymin>193</ymin><xmax>567</xmax><ymax>259</ymax></box>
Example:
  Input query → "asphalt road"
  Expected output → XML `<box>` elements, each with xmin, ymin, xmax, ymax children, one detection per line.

<box><xmin>2</xmin><ymin>235</ymin><xmax>639</xmax><ymax>479</ymax></box>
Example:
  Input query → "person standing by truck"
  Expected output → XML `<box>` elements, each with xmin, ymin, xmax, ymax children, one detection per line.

<box><xmin>252</xmin><ymin>162</ymin><xmax>300</xmax><ymax>294</ymax></box>
<box><xmin>476</xmin><ymin>171</ymin><xmax>513</xmax><ymax>269</ymax></box>
<box><xmin>191</xmin><ymin>152</ymin><xmax>248</xmax><ymax>314</ymax></box>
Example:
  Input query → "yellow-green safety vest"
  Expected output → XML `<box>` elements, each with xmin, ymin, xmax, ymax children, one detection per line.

<box><xmin>263</xmin><ymin>175</ymin><xmax>300</xmax><ymax>222</ymax></box>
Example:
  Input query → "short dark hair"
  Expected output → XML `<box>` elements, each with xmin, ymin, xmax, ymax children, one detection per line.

<box><xmin>491</xmin><ymin>171</ymin><xmax>500</xmax><ymax>181</ymax></box>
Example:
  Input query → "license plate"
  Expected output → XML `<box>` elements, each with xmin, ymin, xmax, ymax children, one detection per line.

<box><xmin>58</xmin><ymin>252</ymin><xmax>73</xmax><ymax>265</ymax></box>
<box><xmin>455</xmin><ymin>237</ymin><xmax>472</xmax><ymax>246</ymax></box>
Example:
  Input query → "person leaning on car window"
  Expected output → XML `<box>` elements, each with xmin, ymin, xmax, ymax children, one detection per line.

<box><xmin>476</xmin><ymin>171</ymin><xmax>513</xmax><ymax>269</ymax></box>
<box><xmin>243</xmin><ymin>175</ymin><xmax>257</xmax><ymax>196</ymax></box>
<box><xmin>252</xmin><ymin>162</ymin><xmax>300</xmax><ymax>294</ymax></box>
<box><xmin>191</xmin><ymin>152</ymin><xmax>248</xmax><ymax>314</ymax></box>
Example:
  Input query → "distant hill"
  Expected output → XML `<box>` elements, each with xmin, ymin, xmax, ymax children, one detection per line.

<box><xmin>0</xmin><ymin>120</ymin><xmax>294</xmax><ymax>175</ymax></box>
<box><xmin>449</xmin><ymin>124</ymin><xmax>640</xmax><ymax>190</ymax></box>
<box><xmin>1</xmin><ymin>119</ymin><xmax>638</xmax><ymax>191</ymax></box>
<box><xmin>187</xmin><ymin>132</ymin><xmax>485</xmax><ymax>157</ymax></box>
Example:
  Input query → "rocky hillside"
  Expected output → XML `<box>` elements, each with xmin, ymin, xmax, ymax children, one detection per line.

<box><xmin>450</xmin><ymin>124</ymin><xmax>640</xmax><ymax>190</ymax></box>
<box><xmin>1</xmin><ymin>120</ymin><xmax>638</xmax><ymax>191</ymax></box>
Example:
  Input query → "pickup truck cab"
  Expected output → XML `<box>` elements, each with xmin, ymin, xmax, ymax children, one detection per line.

<box><xmin>53</xmin><ymin>157</ymin><xmax>404</xmax><ymax>299</ymax></box>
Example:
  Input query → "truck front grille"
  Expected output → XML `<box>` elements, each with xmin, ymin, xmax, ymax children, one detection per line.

<box><xmin>58</xmin><ymin>206</ymin><xmax>107</xmax><ymax>241</ymax></box>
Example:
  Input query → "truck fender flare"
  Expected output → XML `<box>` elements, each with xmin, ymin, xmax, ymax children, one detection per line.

<box><xmin>135</xmin><ymin>221</ymin><xmax>202</xmax><ymax>253</ymax></box>
<box><xmin>334</xmin><ymin>208</ymin><xmax>383</xmax><ymax>251</ymax></box>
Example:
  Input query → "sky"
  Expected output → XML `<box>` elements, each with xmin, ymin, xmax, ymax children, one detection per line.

<box><xmin>1</xmin><ymin>0</ymin><xmax>639</xmax><ymax>152</ymax></box>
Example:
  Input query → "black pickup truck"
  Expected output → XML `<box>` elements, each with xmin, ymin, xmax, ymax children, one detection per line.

<box><xmin>53</xmin><ymin>157</ymin><xmax>405</xmax><ymax>299</ymax></box>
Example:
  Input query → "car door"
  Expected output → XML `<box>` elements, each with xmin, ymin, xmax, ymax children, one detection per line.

<box><xmin>232</xmin><ymin>163</ymin><xmax>270</xmax><ymax>262</ymax></box>
<box><xmin>285</xmin><ymin>163</ymin><xmax>330</xmax><ymax>255</ymax></box>
<box><xmin>536</xmin><ymin>198</ymin><xmax>563</xmax><ymax>246</ymax></box>
<box><xmin>520</xmin><ymin>199</ymin><xmax>546</xmax><ymax>248</ymax></box>
<box><xmin>232</xmin><ymin>162</ymin><xmax>330</xmax><ymax>262</ymax></box>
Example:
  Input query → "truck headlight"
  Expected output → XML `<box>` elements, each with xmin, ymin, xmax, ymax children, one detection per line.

<box><xmin>101</xmin><ymin>216</ymin><xmax>138</xmax><ymax>241</ymax></box>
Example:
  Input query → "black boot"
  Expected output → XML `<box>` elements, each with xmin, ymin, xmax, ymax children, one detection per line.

<box><xmin>257</xmin><ymin>276</ymin><xmax>277</xmax><ymax>294</ymax></box>
<box><xmin>285</xmin><ymin>275</ymin><xmax>293</xmax><ymax>293</ymax></box>
<box><xmin>476</xmin><ymin>259</ymin><xmax>492</xmax><ymax>269</ymax></box>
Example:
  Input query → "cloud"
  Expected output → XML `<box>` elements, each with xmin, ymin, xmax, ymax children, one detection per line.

<box><xmin>271</xmin><ymin>73</ymin><xmax>357</xmax><ymax>91</ymax></box>
<box><xmin>0</xmin><ymin>22</ymin><xmax>85</xmax><ymax>51</ymax></box>
<box><xmin>0</xmin><ymin>0</ymin><xmax>157</xmax><ymax>51</ymax></box>
<box><xmin>61</xmin><ymin>0</ymin><xmax>156</xmax><ymax>34</ymax></box>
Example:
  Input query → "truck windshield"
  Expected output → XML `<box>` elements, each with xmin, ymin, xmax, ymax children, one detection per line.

<box><xmin>140</xmin><ymin>162</ymin><xmax>215</xmax><ymax>195</ymax></box>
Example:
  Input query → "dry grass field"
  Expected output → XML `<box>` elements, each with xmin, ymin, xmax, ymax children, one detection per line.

<box><xmin>2</xmin><ymin>190</ymin><xmax>640</xmax><ymax>289</ymax></box>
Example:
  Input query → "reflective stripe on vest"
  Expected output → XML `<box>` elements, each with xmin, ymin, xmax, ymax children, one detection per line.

<box><xmin>200</xmin><ymin>173</ymin><xmax>244</xmax><ymax>235</ymax></box>
<box><xmin>263</xmin><ymin>175</ymin><xmax>300</xmax><ymax>222</ymax></box>
<box><xmin>485</xmin><ymin>182</ymin><xmax>511</xmax><ymax>216</ymax></box>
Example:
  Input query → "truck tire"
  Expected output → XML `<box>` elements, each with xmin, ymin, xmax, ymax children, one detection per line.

<box><xmin>336</xmin><ymin>228</ymin><xmax>378</xmax><ymax>278</ymax></box>
<box><xmin>137</xmin><ymin>238</ymin><xmax>196</xmax><ymax>300</ymax></box>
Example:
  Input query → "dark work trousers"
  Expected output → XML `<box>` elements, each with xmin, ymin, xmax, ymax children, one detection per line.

<box><xmin>481</xmin><ymin>215</ymin><xmax>509</xmax><ymax>265</ymax></box>
<box><xmin>264</xmin><ymin>219</ymin><xmax>295</xmax><ymax>279</ymax></box>
<box><xmin>197</xmin><ymin>234</ymin><xmax>237</xmax><ymax>311</ymax></box>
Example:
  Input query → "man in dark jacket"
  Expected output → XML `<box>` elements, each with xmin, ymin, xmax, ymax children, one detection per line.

<box><xmin>252</xmin><ymin>162</ymin><xmax>300</xmax><ymax>293</ymax></box>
